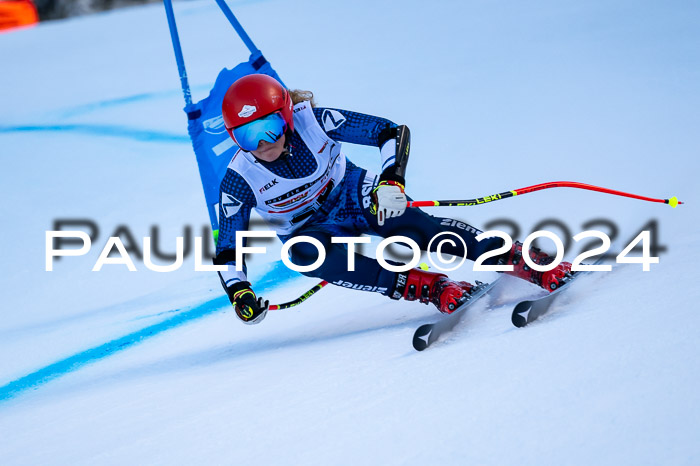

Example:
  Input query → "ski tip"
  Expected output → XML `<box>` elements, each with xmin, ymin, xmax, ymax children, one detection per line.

<box><xmin>511</xmin><ymin>301</ymin><xmax>533</xmax><ymax>328</ymax></box>
<box><xmin>412</xmin><ymin>324</ymin><xmax>433</xmax><ymax>351</ymax></box>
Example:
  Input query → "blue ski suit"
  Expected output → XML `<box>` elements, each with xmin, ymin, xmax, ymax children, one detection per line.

<box><xmin>215</xmin><ymin>102</ymin><xmax>502</xmax><ymax>299</ymax></box>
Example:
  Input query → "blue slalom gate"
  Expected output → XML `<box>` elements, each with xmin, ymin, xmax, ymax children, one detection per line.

<box><xmin>163</xmin><ymin>0</ymin><xmax>286</xmax><ymax>238</ymax></box>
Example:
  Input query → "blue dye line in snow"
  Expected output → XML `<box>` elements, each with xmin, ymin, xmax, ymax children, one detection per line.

<box><xmin>0</xmin><ymin>261</ymin><xmax>303</xmax><ymax>403</ymax></box>
<box><xmin>0</xmin><ymin>124</ymin><xmax>189</xmax><ymax>143</ymax></box>
<box><xmin>55</xmin><ymin>84</ymin><xmax>213</xmax><ymax>118</ymax></box>
<box><xmin>0</xmin><ymin>296</ymin><xmax>229</xmax><ymax>403</ymax></box>
<box><xmin>58</xmin><ymin>91</ymin><xmax>178</xmax><ymax>118</ymax></box>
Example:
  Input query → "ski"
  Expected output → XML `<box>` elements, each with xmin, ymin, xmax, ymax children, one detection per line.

<box><xmin>511</xmin><ymin>260</ymin><xmax>605</xmax><ymax>328</ymax></box>
<box><xmin>413</xmin><ymin>279</ymin><xmax>499</xmax><ymax>351</ymax></box>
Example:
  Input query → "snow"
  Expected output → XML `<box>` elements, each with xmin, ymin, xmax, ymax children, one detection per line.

<box><xmin>1</xmin><ymin>0</ymin><xmax>699</xmax><ymax>464</ymax></box>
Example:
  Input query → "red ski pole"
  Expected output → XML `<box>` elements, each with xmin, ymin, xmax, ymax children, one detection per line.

<box><xmin>407</xmin><ymin>181</ymin><xmax>683</xmax><ymax>208</ymax></box>
<box><xmin>270</xmin><ymin>182</ymin><xmax>682</xmax><ymax>311</ymax></box>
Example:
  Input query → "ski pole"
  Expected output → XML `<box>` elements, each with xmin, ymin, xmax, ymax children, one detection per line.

<box><xmin>407</xmin><ymin>181</ymin><xmax>683</xmax><ymax>208</ymax></box>
<box><xmin>268</xmin><ymin>281</ymin><xmax>329</xmax><ymax>310</ymax></box>
<box><xmin>269</xmin><ymin>182</ymin><xmax>681</xmax><ymax>310</ymax></box>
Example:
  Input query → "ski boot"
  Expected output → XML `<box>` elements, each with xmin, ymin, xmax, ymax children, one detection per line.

<box><xmin>500</xmin><ymin>242</ymin><xmax>572</xmax><ymax>291</ymax></box>
<box><xmin>393</xmin><ymin>268</ymin><xmax>474</xmax><ymax>314</ymax></box>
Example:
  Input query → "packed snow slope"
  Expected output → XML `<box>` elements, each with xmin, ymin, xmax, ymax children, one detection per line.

<box><xmin>1</xmin><ymin>0</ymin><xmax>699</xmax><ymax>464</ymax></box>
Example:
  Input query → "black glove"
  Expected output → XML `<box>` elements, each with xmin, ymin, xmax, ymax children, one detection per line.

<box><xmin>228</xmin><ymin>282</ymin><xmax>269</xmax><ymax>325</ymax></box>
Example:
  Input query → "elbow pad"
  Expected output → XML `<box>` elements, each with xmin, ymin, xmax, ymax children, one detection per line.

<box><xmin>378</xmin><ymin>124</ymin><xmax>410</xmax><ymax>185</ymax></box>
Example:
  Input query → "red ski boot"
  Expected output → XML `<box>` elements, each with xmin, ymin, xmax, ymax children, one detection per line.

<box><xmin>393</xmin><ymin>268</ymin><xmax>474</xmax><ymax>314</ymax></box>
<box><xmin>500</xmin><ymin>242</ymin><xmax>572</xmax><ymax>291</ymax></box>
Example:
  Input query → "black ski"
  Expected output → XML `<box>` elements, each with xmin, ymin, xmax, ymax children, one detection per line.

<box><xmin>511</xmin><ymin>261</ymin><xmax>605</xmax><ymax>328</ymax></box>
<box><xmin>413</xmin><ymin>279</ymin><xmax>499</xmax><ymax>351</ymax></box>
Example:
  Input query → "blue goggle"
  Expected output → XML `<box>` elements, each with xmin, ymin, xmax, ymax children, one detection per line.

<box><xmin>232</xmin><ymin>112</ymin><xmax>287</xmax><ymax>152</ymax></box>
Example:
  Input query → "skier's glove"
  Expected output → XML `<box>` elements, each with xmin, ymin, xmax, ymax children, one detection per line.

<box><xmin>229</xmin><ymin>282</ymin><xmax>269</xmax><ymax>325</ymax></box>
<box><xmin>370</xmin><ymin>180</ymin><xmax>407</xmax><ymax>226</ymax></box>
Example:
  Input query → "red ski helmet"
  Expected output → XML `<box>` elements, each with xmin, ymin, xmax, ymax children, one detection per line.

<box><xmin>222</xmin><ymin>74</ymin><xmax>294</xmax><ymax>147</ymax></box>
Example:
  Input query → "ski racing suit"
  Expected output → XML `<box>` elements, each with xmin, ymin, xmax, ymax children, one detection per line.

<box><xmin>214</xmin><ymin>101</ymin><xmax>503</xmax><ymax>300</ymax></box>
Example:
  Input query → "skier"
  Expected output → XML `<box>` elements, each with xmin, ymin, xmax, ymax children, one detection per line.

<box><xmin>216</xmin><ymin>74</ymin><xmax>571</xmax><ymax>324</ymax></box>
